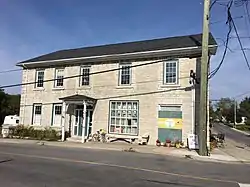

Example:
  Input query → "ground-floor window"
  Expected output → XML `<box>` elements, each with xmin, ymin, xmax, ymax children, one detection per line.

<box><xmin>52</xmin><ymin>103</ymin><xmax>62</xmax><ymax>126</ymax></box>
<box><xmin>32</xmin><ymin>103</ymin><xmax>42</xmax><ymax>125</ymax></box>
<box><xmin>109</xmin><ymin>100</ymin><xmax>139</xmax><ymax>135</ymax></box>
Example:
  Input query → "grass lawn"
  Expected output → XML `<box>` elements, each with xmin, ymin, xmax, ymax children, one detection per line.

<box><xmin>236</xmin><ymin>124</ymin><xmax>250</xmax><ymax>132</ymax></box>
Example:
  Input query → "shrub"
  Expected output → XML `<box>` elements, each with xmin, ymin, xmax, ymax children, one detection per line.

<box><xmin>8</xmin><ymin>125</ymin><xmax>61</xmax><ymax>141</ymax></box>
<box><xmin>236</xmin><ymin>124</ymin><xmax>250</xmax><ymax>131</ymax></box>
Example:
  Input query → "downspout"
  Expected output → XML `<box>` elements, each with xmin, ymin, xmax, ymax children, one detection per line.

<box><xmin>22</xmin><ymin>64</ymin><xmax>28</xmax><ymax>125</ymax></box>
<box><xmin>191</xmin><ymin>85</ymin><xmax>195</xmax><ymax>134</ymax></box>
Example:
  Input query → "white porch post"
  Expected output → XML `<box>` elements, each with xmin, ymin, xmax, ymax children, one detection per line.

<box><xmin>82</xmin><ymin>101</ymin><xmax>87</xmax><ymax>143</ymax></box>
<box><xmin>61</xmin><ymin>102</ymin><xmax>68</xmax><ymax>142</ymax></box>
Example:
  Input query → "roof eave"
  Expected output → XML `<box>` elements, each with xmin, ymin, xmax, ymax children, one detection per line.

<box><xmin>16</xmin><ymin>45</ymin><xmax>217</xmax><ymax>68</ymax></box>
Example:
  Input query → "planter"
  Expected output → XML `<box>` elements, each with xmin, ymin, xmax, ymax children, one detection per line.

<box><xmin>176</xmin><ymin>143</ymin><xmax>181</xmax><ymax>149</ymax></box>
<box><xmin>166</xmin><ymin>143</ymin><xmax>171</xmax><ymax>147</ymax></box>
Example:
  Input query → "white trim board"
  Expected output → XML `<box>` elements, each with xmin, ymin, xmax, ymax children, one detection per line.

<box><xmin>239</xmin><ymin>183</ymin><xmax>250</xmax><ymax>187</ymax></box>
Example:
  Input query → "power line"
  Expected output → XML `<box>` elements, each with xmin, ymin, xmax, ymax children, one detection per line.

<box><xmin>210</xmin><ymin>15</ymin><xmax>243</xmax><ymax>25</ymax></box>
<box><xmin>210</xmin><ymin>0</ymin><xmax>218</xmax><ymax>10</ymax></box>
<box><xmin>229</xmin><ymin>9</ymin><xmax>250</xmax><ymax>70</ymax></box>
<box><xmin>20</xmin><ymin>86</ymin><xmax>196</xmax><ymax>107</ymax></box>
<box><xmin>0</xmin><ymin>58</ymin><xmax>194</xmax><ymax>89</ymax></box>
<box><xmin>0</xmin><ymin>69</ymin><xmax>22</xmax><ymax>74</ymax></box>
<box><xmin>17</xmin><ymin>75</ymin><xmax>189</xmax><ymax>92</ymax></box>
<box><xmin>208</xmin><ymin>0</ymin><xmax>233</xmax><ymax>79</ymax></box>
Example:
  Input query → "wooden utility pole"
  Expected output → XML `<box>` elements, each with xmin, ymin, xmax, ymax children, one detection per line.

<box><xmin>198</xmin><ymin>0</ymin><xmax>210</xmax><ymax>156</ymax></box>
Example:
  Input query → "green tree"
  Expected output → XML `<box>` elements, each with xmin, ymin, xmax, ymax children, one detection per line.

<box><xmin>6</xmin><ymin>94</ymin><xmax>21</xmax><ymax>115</ymax></box>
<box><xmin>214</xmin><ymin>97</ymin><xmax>235</xmax><ymax>122</ymax></box>
<box><xmin>239</xmin><ymin>97</ymin><xmax>250</xmax><ymax>125</ymax></box>
<box><xmin>0</xmin><ymin>89</ymin><xmax>10</xmax><ymax>125</ymax></box>
<box><xmin>0</xmin><ymin>89</ymin><xmax>21</xmax><ymax>125</ymax></box>
<box><xmin>209</xmin><ymin>101</ymin><xmax>217</xmax><ymax>120</ymax></box>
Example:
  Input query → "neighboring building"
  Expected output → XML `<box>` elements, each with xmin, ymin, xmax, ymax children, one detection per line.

<box><xmin>16</xmin><ymin>33</ymin><xmax>217</xmax><ymax>145</ymax></box>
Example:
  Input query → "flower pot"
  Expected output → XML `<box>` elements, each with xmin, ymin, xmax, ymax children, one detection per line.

<box><xmin>176</xmin><ymin>143</ymin><xmax>180</xmax><ymax>148</ymax></box>
<box><xmin>166</xmin><ymin>143</ymin><xmax>171</xmax><ymax>147</ymax></box>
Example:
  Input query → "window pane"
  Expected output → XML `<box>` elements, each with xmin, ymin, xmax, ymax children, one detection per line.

<box><xmin>36</xmin><ymin>71</ymin><xmax>44</xmax><ymax>87</ymax></box>
<box><xmin>81</xmin><ymin>67</ymin><xmax>90</xmax><ymax>86</ymax></box>
<box><xmin>109</xmin><ymin>101</ymin><xmax>139</xmax><ymax>135</ymax></box>
<box><xmin>35</xmin><ymin>105</ymin><xmax>42</xmax><ymax>114</ymax></box>
<box><xmin>111</xmin><ymin>102</ymin><xmax>116</xmax><ymax>109</ymax></box>
<box><xmin>120</xmin><ymin>64</ymin><xmax>131</xmax><ymax>85</ymax></box>
<box><xmin>116</xmin><ymin>110</ymin><xmax>121</xmax><ymax>117</ymax></box>
<box><xmin>165</xmin><ymin>61</ymin><xmax>177</xmax><ymax>84</ymax></box>
<box><xmin>110</xmin><ymin>125</ymin><xmax>115</xmax><ymax>132</ymax></box>
<box><xmin>111</xmin><ymin>110</ymin><xmax>115</xmax><ymax>116</ymax></box>
<box><xmin>54</xmin><ymin>105</ymin><xmax>62</xmax><ymax>115</ymax></box>
<box><xmin>111</xmin><ymin>118</ymin><xmax>115</xmax><ymax>124</ymax></box>
<box><xmin>117</xmin><ymin>102</ymin><xmax>121</xmax><ymax>109</ymax></box>
<box><xmin>55</xmin><ymin>69</ymin><xmax>64</xmax><ymax>87</ymax></box>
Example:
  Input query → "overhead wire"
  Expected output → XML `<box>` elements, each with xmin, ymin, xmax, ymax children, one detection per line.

<box><xmin>208</xmin><ymin>0</ymin><xmax>233</xmax><ymax>79</ymax></box>
<box><xmin>229</xmin><ymin>7</ymin><xmax>250</xmax><ymax>70</ymax></box>
<box><xmin>0</xmin><ymin>58</ymin><xmax>194</xmax><ymax>89</ymax></box>
<box><xmin>0</xmin><ymin>68</ymin><xmax>22</xmax><ymax>74</ymax></box>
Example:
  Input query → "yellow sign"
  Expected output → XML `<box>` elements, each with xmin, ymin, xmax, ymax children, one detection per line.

<box><xmin>158</xmin><ymin>118</ymin><xmax>183</xmax><ymax>129</ymax></box>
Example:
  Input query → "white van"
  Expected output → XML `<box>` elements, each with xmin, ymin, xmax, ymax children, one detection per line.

<box><xmin>3</xmin><ymin>115</ymin><xmax>20</xmax><ymax>126</ymax></box>
<box><xmin>1</xmin><ymin>115</ymin><xmax>20</xmax><ymax>138</ymax></box>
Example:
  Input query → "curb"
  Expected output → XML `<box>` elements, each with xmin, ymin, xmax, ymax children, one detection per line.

<box><xmin>1</xmin><ymin>139</ymin><xmax>250</xmax><ymax>164</ymax></box>
<box><xmin>231</xmin><ymin>128</ymin><xmax>250</xmax><ymax>136</ymax></box>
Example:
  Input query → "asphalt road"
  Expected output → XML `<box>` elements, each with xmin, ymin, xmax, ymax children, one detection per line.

<box><xmin>0</xmin><ymin>143</ymin><xmax>250</xmax><ymax>187</ymax></box>
<box><xmin>213</xmin><ymin>123</ymin><xmax>250</xmax><ymax>146</ymax></box>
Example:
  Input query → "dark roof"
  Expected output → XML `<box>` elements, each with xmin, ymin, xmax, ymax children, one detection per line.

<box><xmin>18</xmin><ymin>33</ymin><xmax>217</xmax><ymax>64</ymax></box>
<box><xmin>59</xmin><ymin>94</ymin><xmax>96</xmax><ymax>101</ymax></box>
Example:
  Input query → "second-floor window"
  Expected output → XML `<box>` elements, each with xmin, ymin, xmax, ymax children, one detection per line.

<box><xmin>35</xmin><ymin>70</ymin><xmax>44</xmax><ymax>88</ymax></box>
<box><xmin>119</xmin><ymin>63</ymin><xmax>131</xmax><ymax>85</ymax></box>
<box><xmin>54</xmin><ymin>68</ymin><xmax>64</xmax><ymax>87</ymax></box>
<box><xmin>81</xmin><ymin>66</ymin><xmax>90</xmax><ymax>86</ymax></box>
<box><xmin>164</xmin><ymin>60</ymin><xmax>178</xmax><ymax>84</ymax></box>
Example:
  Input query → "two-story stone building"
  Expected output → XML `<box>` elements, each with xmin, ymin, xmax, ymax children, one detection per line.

<box><xmin>16</xmin><ymin>33</ymin><xmax>217</xmax><ymax>145</ymax></box>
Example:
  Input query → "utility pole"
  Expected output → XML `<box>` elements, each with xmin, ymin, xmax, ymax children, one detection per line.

<box><xmin>198</xmin><ymin>0</ymin><xmax>210</xmax><ymax>156</ymax></box>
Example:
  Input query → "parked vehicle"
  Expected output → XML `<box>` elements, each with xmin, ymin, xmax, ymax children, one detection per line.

<box><xmin>1</xmin><ymin>115</ymin><xmax>20</xmax><ymax>138</ymax></box>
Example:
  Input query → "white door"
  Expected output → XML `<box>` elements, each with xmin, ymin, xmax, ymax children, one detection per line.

<box><xmin>74</xmin><ymin>109</ymin><xmax>83</xmax><ymax>137</ymax></box>
<box><xmin>33</xmin><ymin>104</ymin><xmax>42</xmax><ymax>125</ymax></box>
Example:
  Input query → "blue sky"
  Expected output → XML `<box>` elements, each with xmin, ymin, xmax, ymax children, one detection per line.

<box><xmin>0</xmin><ymin>0</ymin><xmax>250</xmax><ymax>101</ymax></box>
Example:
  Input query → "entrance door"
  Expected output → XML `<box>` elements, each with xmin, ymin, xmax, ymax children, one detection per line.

<box><xmin>74</xmin><ymin>106</ymin><xmax>93</xmax><ymax>137</ymax></box>
<box><xmin>74</xmin><ymin>109</ymin><xmax>83</xmax><ymax>136</ymax></box>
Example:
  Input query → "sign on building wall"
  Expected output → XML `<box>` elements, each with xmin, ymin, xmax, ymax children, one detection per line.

<box><xmin>157</xmin><ymin>105</ymin><xmax>183</xmax><ymax>142</ymax></box>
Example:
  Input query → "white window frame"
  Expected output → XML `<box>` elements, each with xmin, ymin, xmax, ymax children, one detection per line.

<box><xmin>109</xmin><ymin>100</ymin><xmax>139</xmax><ymax>135</ymax></box>
<box><xmin>158</xmin><ymin>105</ymin><xmax>182</xmax><ymax>111</ymax></box>
<box><xmin>35</xmin><ymin>69</ymin><xmax>45</xmax><ymax>88</ymax></box>
<box><xmin>119</xmin><ymin>63</ymin><xmax>132</xmax><ymax>85</ymax></box>
<box><xmin>80</xmin><ymin>66</ymin><xmax>90</xmax><ymax>86</ymax></box>
<box><xmin>54</xmin><ymin>68</ymin><xmax>64</xmax><ymax>88</ymax></box>
<box><xmin>52</xmin><ymin>103</ymin><xmax>62</xmax><ymax>126</ymax></box>
<box><xmin>163</xmin><ymin>60</ymin><xmax>179</xmax><ymax>85</ymax></box>
<box><xmin>32</xmin><ymin>103</ymin><xmax>42</xmax><ymax>125</ymax></box>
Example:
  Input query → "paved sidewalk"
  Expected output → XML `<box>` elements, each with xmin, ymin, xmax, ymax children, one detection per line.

<box><xmin>0</xmin><ymin>138</ymin><xmax>246</xmax><ymax>164</ymax></box>
<box><xmin>216</xmin><ymin>138</ymin><xmax>250</xmax><ymax>163</ymax></box>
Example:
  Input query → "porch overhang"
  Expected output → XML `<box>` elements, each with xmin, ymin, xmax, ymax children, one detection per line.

<box><xmin>59</xmin><ymin>94</ymin><xmax>97</xmax><ymax>105</ymax></box>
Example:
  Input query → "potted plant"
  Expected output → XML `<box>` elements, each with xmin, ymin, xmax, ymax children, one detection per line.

<box><xmin>156</xmin><ymin>139</ymin><xmax>161</xmax><ymax>146</ymax></box>
<box><xmin>175</xmin><ymin>140</ymin><xmax>181</xmax><ymax>148</ymax></box>
<box><xmin>165</xmin><ymin>139</ymin><xmax>171</xmax><ymax>147</ymax></box>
